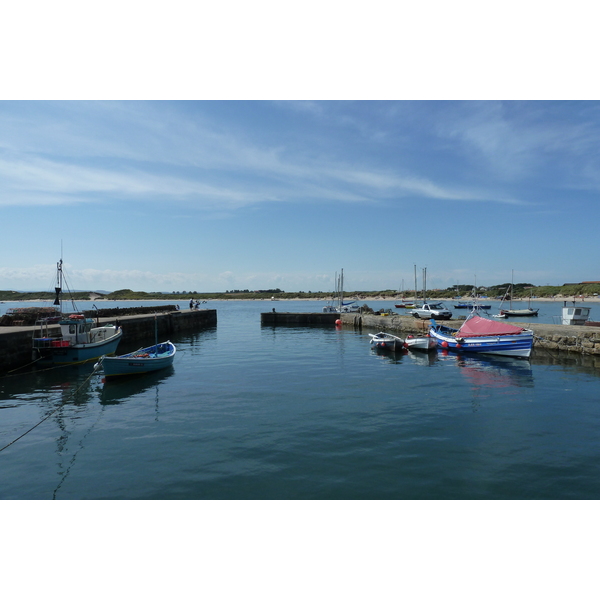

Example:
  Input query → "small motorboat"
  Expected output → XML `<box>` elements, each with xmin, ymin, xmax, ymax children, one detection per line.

<box><xmin>369</xmin><ymin>332</ymin><xmax>404</xmax><ymax>351</ymax></box>
<box><xmin>404</xmin><ymin>334</ymin><xmax>437</xmax><ymax>352</ymax></box>
<box><xmin>98</xmin><ymin>341</ymin><xmax>176</xmax><ymax>378</ymax></box>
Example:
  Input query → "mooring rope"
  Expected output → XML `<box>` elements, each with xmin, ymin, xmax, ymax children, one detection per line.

<box><xmin>0</xmin><ymin>358</ymin><xmax>99</xmax><ymax>379</ymax></box>
<box><xmin>1</xmin><ymin>356</ymin><xmax>43</xmax><ymax>376</ymax></box>
<box><xmin>0</xmin><ymin>362</ymin><xmax>103</xmax><ymax>453</ymax></box>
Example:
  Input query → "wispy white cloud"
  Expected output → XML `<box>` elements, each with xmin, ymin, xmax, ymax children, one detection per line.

<box><xmin>435</xmin><ymin>101</ymin><xmax>600</xmax><ymax>185</ymax></box>
<box><xmin>0</xmin><ymin>101</ymin><xmax>535</xmax><ymax>211</ymax></box>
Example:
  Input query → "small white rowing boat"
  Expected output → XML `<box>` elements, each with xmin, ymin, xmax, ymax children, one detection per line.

<box><xmin>369</xmin><ymin>332</ymin><xmax>404</xmax><ymax>351</ymax></box>
<box><xmin>404</xmin><ymin>334</ymin><xmax>437</xmax><ymax>352</ymax></box>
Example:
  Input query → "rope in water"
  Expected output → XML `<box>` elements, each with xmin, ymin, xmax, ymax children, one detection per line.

<box><xmin>0</xmin><ymin>361</ymin><xmax>103</xmax><ymax>453</ymax></box>
<box><xmin>1</xmin><ymin>356</ymin><xmax>43</xmax><ymax>376</ymax></box>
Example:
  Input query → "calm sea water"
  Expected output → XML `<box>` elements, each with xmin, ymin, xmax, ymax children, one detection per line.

<box><xmin>1</xmin><ymin>299</ymin><xmax>599</xmax><ymax>499</ymax></box>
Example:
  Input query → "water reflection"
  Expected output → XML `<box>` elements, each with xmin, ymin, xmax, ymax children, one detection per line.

<box><xmin>0</xmin><ymin>362</ymin><xmax>100</xmax><ymax>405</ymax></box>
<box><xmin>53</xmin><ymin>365</ymin><xmax>173</xmax><ymax>497</ymax></box>
<box><xmin>531</xmin><ymin>349</ymin><xmax>600</xmax><ymax>374</ymax></box>
<box><xmin>52</xmin><ymin>403</ymin><xmax>106</xmax><ymax>499</ymax></box>
<box><xmin>452</xmin><ymin>354</ymin><xmax>534</xmax><ymax>389</ymax></box>
<box><xmin>97</xmin><ymin>366</ymin><xmax>174</xmax><ymax>405</ymax></box>
<box><xmin>407</xmin><ymin>350</ymin><xmax>439</xmax><ymax>367</ymax></box>
<box><xmin>370</xmin><ymin>346</ymin><xmax>409</xmax><ymax>364</ymax></box>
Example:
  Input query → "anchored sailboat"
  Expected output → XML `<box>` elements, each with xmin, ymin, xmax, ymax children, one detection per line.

<box><xmin>500</xmin><ymin>271</ymin><xmax>539</xmax><ymax>317</ymax></box>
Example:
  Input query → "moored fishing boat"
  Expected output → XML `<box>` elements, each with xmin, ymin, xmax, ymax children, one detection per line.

<box><xmin>98</xmin><ymin>341</ymin><xmax>176</xmax><ymax>378</ymax></box>
<box><xmin>429</xmin><ymin>313</ymin><xmax>534</xmax><ymax>358</ymax></box>
<box><xmin>31</xmin><ymin>258</ymin><xmax>122</xmax><ymax>365</ymax></box>
<box><xmin>369</xmin><ymin>332</ymin><xmax>404</xmax><ymax>351</ymax></box>
<box><xmin>33</xmin><ymin>313</ymin><xmax>122</xmax><ymax>365</ymax></box>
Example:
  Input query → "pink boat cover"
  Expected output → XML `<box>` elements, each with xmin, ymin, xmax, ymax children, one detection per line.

<box><xmin>457</xmin><ymin>315</ymin><xmax>526</xmax><ymax>337</ymax></box>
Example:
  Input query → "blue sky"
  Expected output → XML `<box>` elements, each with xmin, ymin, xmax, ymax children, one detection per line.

<box><xmin>1</xmin><ymin>100</ymin><xmax>599</xmax><ymax>293</ymax></box>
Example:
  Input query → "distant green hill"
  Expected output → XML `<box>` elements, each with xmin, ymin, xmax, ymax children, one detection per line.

<box><xmin>1</xmin><ymin>282</ymin><xmax>599</xmax><ymax>302</ymax></box>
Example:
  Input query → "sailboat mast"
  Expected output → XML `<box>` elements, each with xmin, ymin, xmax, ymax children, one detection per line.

<box><xmin>510</xmin><ymin>269</ymin><xmax>514</xmax><ymax>310</ymax></box>
<box><xmin>414</xmin><ymin>264</ymin><xmax>417</xmax><ymax>304</ymax></box>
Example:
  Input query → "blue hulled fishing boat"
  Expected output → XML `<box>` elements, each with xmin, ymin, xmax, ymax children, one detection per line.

<box><xmin>31</xmin><ymin>259</ymin><xmax>122</xmax><ymax>365</ymax></box>
<box><xmin>429</xmin><ymin>313</ymin><xmax>533</xmax><ymax>358</ymax></box>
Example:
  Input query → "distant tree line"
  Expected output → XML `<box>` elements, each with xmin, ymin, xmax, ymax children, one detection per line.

<box><xmin>225</xmin><ymin>288</ymin><xmax>283</xmax><ymax>294</ymax></box>
<box><xmin>1</xmin><ymin>282</ymin><xmax>599</xmax><ymax>302</ymax></box>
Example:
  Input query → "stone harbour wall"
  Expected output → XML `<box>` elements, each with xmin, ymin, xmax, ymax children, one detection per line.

<box><xmin>0</xmin><ymin>309</ymin><xmax>216</xmax><ymax>374</ymax></box>
<box><xmin>340</xmin><ymin>313</ymin><xmax>600</xmax><ymax>357</ymax></box>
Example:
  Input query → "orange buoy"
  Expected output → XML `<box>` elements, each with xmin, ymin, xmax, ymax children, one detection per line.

<box><xmin>441</xmin><ymin>341</ymin><xmax>449</xmax><ymax>348</ymax></box>
<box><xmin>335</xmin><ymin>319</ymin><xmax>342</xmax><ymax>326</ymax></box>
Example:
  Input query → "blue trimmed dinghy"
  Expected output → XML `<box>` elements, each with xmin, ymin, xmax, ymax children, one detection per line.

<box><xmin>429</xmin><ymin>314</ymin><xmax>533</xmax><ymax>358</ymax></box>
<box><xmin>98</xmin><ymin>341</ymin><xmax>176</xmax><ymax>378</ymax></box>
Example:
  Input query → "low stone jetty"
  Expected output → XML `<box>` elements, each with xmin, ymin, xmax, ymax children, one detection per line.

<box><xmin>0</xmin><ymin>308</ymin><xmax>216</xmax><ymax>374</ymax></box>
<box><xmin>260</xmin><ymin>312</ymin><xmax>340</xmax><ymax>326</ymax></box>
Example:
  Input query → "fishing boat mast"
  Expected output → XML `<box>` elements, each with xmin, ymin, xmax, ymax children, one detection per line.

<box><xmin>52</xmin><ymin>258</ymin><xmax>79</xmax><ymax>315</ymax></box>
<box><xmin>53</xmin><ymin>259</ymin><xmax>63</xmax><ymax>310</ymax></box>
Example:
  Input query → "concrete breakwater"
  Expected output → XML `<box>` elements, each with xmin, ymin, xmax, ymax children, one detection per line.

<box><xmin>0</xmin><ymin>304</ymin><xmax>180</xmax><ymax>326</ymax></box>
<box><xmin>260</xmin><ymin>312</ymin><xmax>340</xmax><ymax>326</ymax></box>
<box><xmin>340</xmin><ymin>313</ymin><xmax>600</xmax><ymax>359</ymax></box>
<box><xmin>0</xmin><ymin>308</ymin><xmax>216</xmax><ymax>374</ymax></box>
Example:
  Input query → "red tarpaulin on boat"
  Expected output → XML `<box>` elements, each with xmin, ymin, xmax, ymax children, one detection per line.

<box><xmin>457</xmin><ymin>315</ymin><xmax>526</xmax><ymax>337</ymax></box>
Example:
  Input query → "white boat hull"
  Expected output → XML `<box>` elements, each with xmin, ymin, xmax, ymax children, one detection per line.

<box><xmin>500</xmin><ymin>309</ymin><xmax>539</xmax><ymax>317</ymax></box>
<box><xmin>369</xmin><ymin>332</ymin><xmax>404</xmax><ymax>351</ymax></box>
<box><xmin>404</xmin><ymin>335</ymin><xmax>437</xmax><ymax>351</ymax></box>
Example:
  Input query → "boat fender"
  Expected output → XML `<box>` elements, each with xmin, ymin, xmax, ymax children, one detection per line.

<box><xmin>441</xmin><ymin>341</ymin><xmax>449</xmax><ymax>348</ymax></box>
